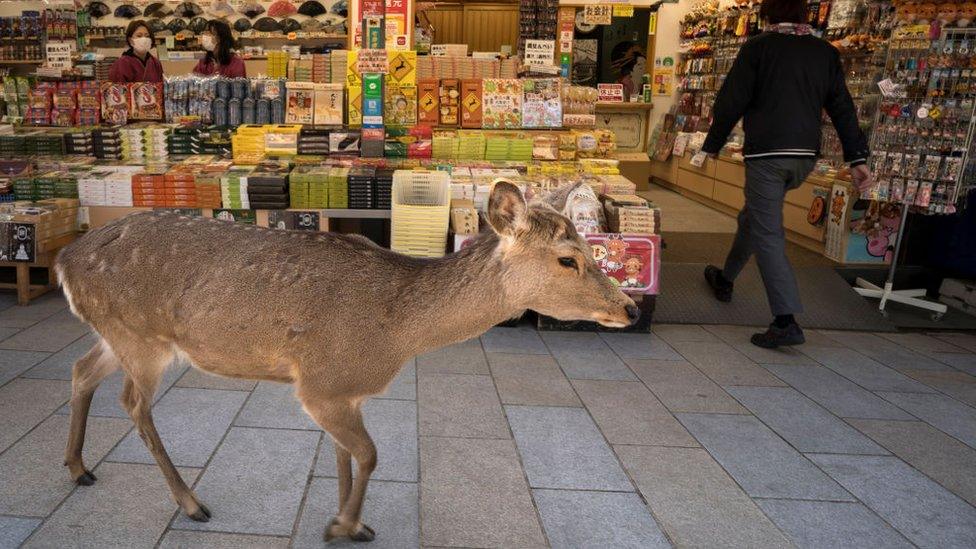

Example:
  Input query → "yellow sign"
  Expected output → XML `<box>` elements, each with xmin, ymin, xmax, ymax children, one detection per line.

<box><xmin>613</xmin><ymin>5</ymin><xmax>634</xmax><ymax>17</ymax></box>
<box><xmin>387</xmin><ymin>51</ymin><xmax>416</xmax><ymax>84</ymax></box>
<box><xmin>649</xmin><ymin>12</ymin><xmax>658</xmax><ymax>35</ymax></box>
<box><xmin>463</xmin><ymin>93</ymin><xmax>481</xmax><ymax>112</ymax></box>
<box><xmin>419</xmin><ymin>92</ymin><xmax>436</xmax><ymax>112</ymax></box>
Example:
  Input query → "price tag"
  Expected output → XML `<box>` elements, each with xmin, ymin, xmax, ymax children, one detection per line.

<box><xmin>45</xmin><ymin>41</ymin><xmax>73</xmax><ymax>70</ymax></box>
<box><xmin>613</xmin><ymin>5</ymin><xmax>634</xmax><ymax>17</ymax></box>
<box><xmin>583</xmin><ymin>5</ymin><xmax>612</xmax><ymax>26</ymax></box>
<box><xmin>597</xmin><ymin>83</ymin><xmax>624</xmax><ymax>102</ymax></box>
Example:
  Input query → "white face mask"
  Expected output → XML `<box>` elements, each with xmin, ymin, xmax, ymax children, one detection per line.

<box><xmin>201</xmin><ymin>35</ymin><xmax>216</xmax><ymax>52</ymax></box>
<box><xmin>131</xmin><ymin>36</ymin><xmax>152</xmax><ymax>54</ymax></box>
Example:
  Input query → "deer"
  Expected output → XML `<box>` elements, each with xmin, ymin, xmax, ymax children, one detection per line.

<box><xmin>55</xmin><ymin>180</ymin><xmax>639</xmax><ymax>543</ymax></box>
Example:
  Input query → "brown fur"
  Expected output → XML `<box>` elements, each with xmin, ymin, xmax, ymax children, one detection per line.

<box><xmin>55</xmin><ymin>181</ymin><xmax>635</xmax><ymax>542</ymax></box>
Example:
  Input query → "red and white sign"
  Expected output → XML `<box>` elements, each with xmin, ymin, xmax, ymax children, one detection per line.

<box><xmin>357</xmin><ymin>49</ymin><xmax>388</xmax><ymax>73</ymax></box>
<box><xmin>597</xmin><ymin>83</ymin><xmax>624</xmax><ymax>102</ymax></box>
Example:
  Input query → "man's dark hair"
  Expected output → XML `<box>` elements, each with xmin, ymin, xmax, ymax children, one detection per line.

<box><xmin>759</xmin><ymin>0</ymin><xmax>809</xmax><ymax>25</ymax></box>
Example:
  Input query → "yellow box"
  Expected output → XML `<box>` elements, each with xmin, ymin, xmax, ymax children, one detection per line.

<box><xmin>346</xmin><ymin>84</ymin><xmax>362</xmax><ymax>127</ymax></box>
<box><xmin>386</xmin><ymin>50</ymin><xmax>417</xmax><ymax>86</ymax></box>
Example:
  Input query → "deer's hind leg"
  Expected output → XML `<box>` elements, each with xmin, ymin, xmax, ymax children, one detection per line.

<box><xmin>112</xmin><ymin>338</ymin><xmax>212</xmax><ymax>522</ymax></box>
<box><xmin>302</xmin><ymin>397</ymin><xmax>377</xmax><ymax>542</ymax></box>
<box><xmin>65</xmin><ymin>339</ymin><xmax>120</xmax><ymax>485</ymax></box>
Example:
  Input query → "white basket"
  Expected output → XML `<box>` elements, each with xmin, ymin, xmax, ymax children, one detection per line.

<box><xmin>391</xmin><ymin>170</ymin><xmax>451</xmax><ymax>257</ymax></box>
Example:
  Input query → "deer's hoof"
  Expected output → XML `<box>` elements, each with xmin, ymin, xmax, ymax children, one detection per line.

<box><xmin>325</xmin><ymin>518</ymin><xmax>375</xmax><ymax>543</ymax></box>
<box><xmin>74</xmin><ymin>470</ymin><xmax>97</xmax><ymax>486</ymax></box>
<box><xmin>351</xmin><ymin>524</ymin><xmax>375</xmax><ymax>542</ymax></box>
<box><xmin>187</xmin><ymin>503</ymin><xmax>212</xmax><ymax>522</ymax></box>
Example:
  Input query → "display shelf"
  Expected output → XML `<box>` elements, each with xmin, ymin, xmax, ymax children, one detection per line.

<box><xmin>0</xmin><ymin>60</ymin><xmax>43</xmax><ymax>65</ymax></box>
<box><xmin>321</xmin><ymin>209</ymin><xmax>391</xmax><ymax>219</ymax></box>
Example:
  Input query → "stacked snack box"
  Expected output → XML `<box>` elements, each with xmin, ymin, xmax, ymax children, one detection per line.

<box><xmin>131</xmin><ymin>171</ymin><xmax>166</xmax><ymax>207</ymax></box>
<box><xmin>220</xmin><ymin>165</ymin><xmax>252</xmax><ymax>209</ymax></box>
<box><xmin>327</xmin><ymin>166</ymin><xmax>349</xmax><ymax>208</ymax></box>
<box><xmin>163</xmin><ymin>167</ymin><xmax>197</xmax><ymax>208</ymax></box>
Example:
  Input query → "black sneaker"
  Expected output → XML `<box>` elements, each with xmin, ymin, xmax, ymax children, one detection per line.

<box><xmin>751</xmin><ymin>323</ymin><xmax>806</xmax><ymax>348</ymax></box>
<box><xmin>704</xmin><ymin>265</ymin><xmax>733</xmax><ymax>302</ymax></box>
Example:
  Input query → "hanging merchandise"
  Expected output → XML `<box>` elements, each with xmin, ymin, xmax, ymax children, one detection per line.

<box><xmin>114</xmin><ymin>4</ymin><xmax>140</xmax><ymax>19</ymax></box>
<box><xmin>176</xmin><ymin>2</ymin><xmax>204</xmax><ymax>18</ymax></box>
<box><xmin>298</xmin><ymin>1</ymin><xmax>328</xmax><ymax>17</ymax></box>
<box><xmin>143</xmin><ymin>3</ymin><xmax>173</xmax><ymax>18</ymax></box>
<box><xmin>253</xmin><ymin>17</ymin><xmax>281</xmax><ymax>33</ymax></box>
<box><xmin>268</xmin><ymin>0</ymin><xmax>299</xmax><ymax>18</ymax></box>
<box><xmin>210</xmin><ymin>0</ymin><xmax>236</xmax><ymax>18</ymax></box>
<box><xmin>240</xmin><ymin>3</ymin><xmax>265</xmax><ymax>19</ymax></box>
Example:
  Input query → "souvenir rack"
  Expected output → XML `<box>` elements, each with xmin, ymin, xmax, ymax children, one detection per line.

<box><xmin>854</xmin><ymin>25</ymin><xmax>976</xmax><ymax>319</ymax></box>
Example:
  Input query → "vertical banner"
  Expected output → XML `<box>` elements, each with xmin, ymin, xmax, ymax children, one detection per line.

<box><xmin>385</xmin><ymin>0</ymin><xmax>411</xmax><ymax>51</ymax></box>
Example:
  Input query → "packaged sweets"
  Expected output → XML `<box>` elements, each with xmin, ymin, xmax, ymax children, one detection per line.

<box><xmin>439</xmin><ymin>78</ymin><xmax>459</xmax><ymax>126</ymax></box>
<box><xmin>482</xmin><ymin>79</ymin><xmax>522</xmax><ymax>129</ymax></box>
<box><xmin>417</xmin><ymin>78</ymin><xmax>439</xmax><ymax>124</ymax></box>
<box><xmin>460</xmin><ymin>79</ymin><xmax>482</xmax><ymax>128</ymax></box>
<box><xmin>285</xmin><ymin>81</ymin><xmax>314</xmax><ymax>124</ymax></box>
<box><xmin>100</xmin><ymin>82</ymin><xmax>129</xmax><ymax>125</ymax></box>
<box><xmin>313</xmin><ymin>83</ymin><xmax>343</xmax><ymax>125</ymax></box>
<box><xmin>521</xmin><ymin>78</ymin><xmax>561</xmax><ymax>128</ymax></box>
<box><xmin>130</xmin><ymin>82</ymin><xmax>164</xmax><ymax>120</ymax></box>
<box><xmin>574</xmin><ymin>130</ymin><xmax>598</xmax><ymax>159</ymax></box>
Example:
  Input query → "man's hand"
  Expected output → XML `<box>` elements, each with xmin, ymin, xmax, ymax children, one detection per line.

<box><xmin>850</xmin><ymin>164</ymin><xmax>874</xmax><ymax>193</ymax></box>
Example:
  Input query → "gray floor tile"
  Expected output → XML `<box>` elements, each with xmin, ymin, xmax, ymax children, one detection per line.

<box><xmin>878</xmin><ymin>332</ymin><xmax>968</xmax><ymax>354</ymax></box>
<box><xmin>159</xmin><ymin>531</ymin><xmax>289</xmax><ymax>549</ymax></box>
<box><xmin>932</xmin><ymin>333</ymin><xmax>976</xmax><ymax>353</ymax></box>
<box><xmin>704</xmin><ymin>325</ymin><xmax>817</xmax><ymax>365</ymax></box>
<box><xmin>628</xmin><ymin>358</ymin><xmax>748</xmax><ymax>414</ymax></box>
<box><xmin>827</xmin><ymin>332</ymin><xmax>952</xmax><ymax>371</ymax></box>
<box><xmin>506</xmin><ymin>405</ymin><xmax>632</xmax><ymax>491</ymax></box>
<box><xmin>726</xmin><ymin>386</ymin><xmax>887</xmax><ymax>454</ymax></box>
<box><xmin>533</xmin><ymin>489</ymin><xmax>670</xmax><ymax>549</ymax></box>
<box><xmin>418</xmin><ymin>373</ymin><xmax>508</xmax><ymax>439</ymax></box>
<box><xmin>0</xmin><ymin>377</ymin><xmax>71</xmax><ymax>452</ymax></box>
<box><xmin>416</xmin><ymin>338</ymin><xmax>488</xmax><ymax>375</ymax></box>
<box><xmin>0</xmin><ymin>309</ymin><xmax>89</xmax><ymax>353</ymax></box>
<box><xmin>108</xmin><ymin>387</ymin><xmax>247</xmax><ymax>467</ymax></box>
<box><xmin>0</xmin><ymin>326</ymin><xmax>22</xmax><ymax>341</ymax></box>
<box><xmin>0</xmin><ymin>349</ymin><xmax>50</xmax><ymax>386</ymax></box>
<box><xmin>762</xmin><ymin>363</ymin><xmax>914</xmax><ymax>420</ymax></box>
<box><xmin>419</xmin><ymin>437</ymin><xmax>545</xmax><ymax>548</ymax></box>
<box><xmin>669</xmin><ymin>340</ymin><xmax>787</xmax><ymax>387</ymax></box>
<box><xmin>542</xmin><ymin>332</ymin><xmax>636</xmax><ymax>380</ymax></box>
<box><xmin>480</xmin><ymin>326</ymin><xmax>549</xmax><ymax>354</ymax></box>
<box><xmin>573</xmin><ymin>380</ymin><xmax>697</xmax><ymax>447</ymax></box>
<box><xmin>19</xmin><ymin>333</ymin><xmax>98</xmax><ymax>381</ymax></box>
<box><xmin>755</xmin><ymin>499</ymin><xmax>913</xmax><ymax>549</ymax></box>
<box><xmin>599</xmin><ymin>332</ymin><xmax>682</xmax><ymax>360</ymax></box>
<box><xmin>616</xmin><ymin>445</ymin><xmax>791</xmax><ymax>548</ymax></box>
<box><xmin>0</xmin><ymin>292</ymin><xmax>66</xmax><ymax>328</ymax></box>
<box><xmin>234</xmin><ymin>381</ymin><xmax>320</xmax><ymax>431</ymax></box>
<box><xmin>877</xmin><ymin>392</ymin><xmax>976</xmax><ymax>448</ymax></box>
<box><xmin>59</xmin><ymin>364</ymin><xmax>187</xmax><ymax>419</ymax></box>
<box><xmin>849</xmin><ymin>419</ymin><xmax>976</xmax><ymax>507</ymax></box>
<box><xmin>488</xmin><ymin>353</ymin><xmax>581</xmax><ymax>407</ymax></box>
<box><xmin>800</xmin><ymin>345</ymin><xmax>936</xmax><ymax>392</ymax></box>
<box><xmin>292</xmin><ymin>478</ymin><xmax>418</xmax><ymax>549</ymax></box>
<box><xmin>174</xmin><ymin>368</ymin><xmax>257</xmax><ymax>391</ymax></box>
<box><xmin>651</xmin><ymin>324</ymin><xmax>719</xmax><ymax>343</ymax></box>
<box><xmin>315</xmin><ymin>398</ymin><xmax>417</xmax><ymax>482</ymax></box>
<box><xmin>799</xmin><ymin>329</ymin><xmax>851</xmax><ymax>348</ymax></box>
<box><xmin>23</xmin><ymin>463</ymin><xmax>199</xmax><ymax>549</ymax></box>
<box><xmin>931</xmin><ymin>352</ymin><xmax>976</xmax><ymax>375</ymax></box>
<box><xmin>0</xmin><ymin>414</ymin><xmax>131</xmax><ymax>516</ymax></box>
<box><xmin>377</xmin><ymin>360</ymin><xmax>415</xmax><ymax>401</ymax></box>
<box><xmin>809</xmin><ymin>453</ymin><xmax>976</xmax><ymax>547</ymax></box>
<box><xmin>0</xmin><ymin>516</ymin><xmax>40</xmax><ymax>548</ymax></box>
<box><xmin>901</xmin><ymin>369</ymin><xmax>976</xmax><ymax>407</ymax></box>
<box><xmin>172</xmin><ymin>427</ymin><xmax>318</xmax><ymax>535</ymax></box>
<box><xmin>677</xmin><ymin>413</ymin><xmax>853</xmax><ymax>501</ymax></box>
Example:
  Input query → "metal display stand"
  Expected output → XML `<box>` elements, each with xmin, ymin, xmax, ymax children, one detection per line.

<box><xmin>854</xmin><ymin>26</ymin><xmax>976</xmax><ymax>320</ymax></box>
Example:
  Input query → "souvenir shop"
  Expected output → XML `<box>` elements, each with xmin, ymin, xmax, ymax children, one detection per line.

<box><xmin>1</xmin><ymin>0</ymin><xmax>973</xmax><ymax>327</ymax></box>
<box><xmin>648</xmin><ymin>0</ymin><xmax>976</xmax><ymax>323</ymax></box>
<box><xmin>0</xmin><ymin>1</ymin><xmax>666</xmax><ymax>330</ymax></box>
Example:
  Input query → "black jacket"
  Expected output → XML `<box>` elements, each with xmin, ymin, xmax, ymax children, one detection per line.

<box><xmin>701</xmin><ymin>31</ymin><xmax>869</xmax><ymax>166</ymax></box>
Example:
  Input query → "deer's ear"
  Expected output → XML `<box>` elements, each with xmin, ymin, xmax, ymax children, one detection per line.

<box><xmin>539</xmin><ymin>181</ymin><xmax>583</xmax><ymax>212</ymax></box>
<box><xmin>488</xmin><ymin>179</ymin><xmax>527</xmax><ymax>237</ymax></box>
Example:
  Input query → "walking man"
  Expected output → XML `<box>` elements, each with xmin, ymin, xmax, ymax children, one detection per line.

<box><xmin>698</xmin><ymin>0</ymin><xmax>875</xmax><ymax>348</ymax></box>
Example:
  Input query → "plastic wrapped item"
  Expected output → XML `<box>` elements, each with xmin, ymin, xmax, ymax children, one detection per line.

<box><xmin>242</xmin><ymin>96</ymin><xmax>255</xmax><ymax>124</ymax></box>
<box><xmin>256</xmin><ymin>97</ymin><xmax>270</xmax><ymax>124</ymax></box>
<box><xmin>562</xmin><ymin>183</ymin><xmax>604</xmax><ymax>234</ymax></box>
<box><xmin>271</xmin><ymin>97</ymin><xmax>284</xmax><ymax>124</ymax></box>
<box><xmin>212</xmin><ymin>97</ymin><xmax>227</xmax><ymax>127</ymax></box>
<box><xmin>227</xmin><ymin>97</ymin><xmax>242</xmax><ymax>127</ymax></box>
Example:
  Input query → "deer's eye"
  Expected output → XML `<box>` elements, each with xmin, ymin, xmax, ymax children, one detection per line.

<box><xmin>558</xmin><ymin>257</ymin><xmax>578</xmax><ymax>269</ymax></box>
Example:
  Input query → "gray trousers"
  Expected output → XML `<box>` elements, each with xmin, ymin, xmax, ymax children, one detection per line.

<box><xmin>723</xmin><ymin>157</ymin><xmax>816</xmax><ymax>316</ymax></box>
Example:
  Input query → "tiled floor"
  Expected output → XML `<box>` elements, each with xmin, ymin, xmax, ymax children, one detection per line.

<box><xmin>2</xmin><ymin>293</ymin><xmax>976</xmax><ymax>548</ymax></box>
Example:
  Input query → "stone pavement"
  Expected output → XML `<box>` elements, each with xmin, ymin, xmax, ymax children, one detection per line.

<box><xmin>2</xmin><ymin>293</ymin><xmax>976</xmax><ymax>548</ymax></box>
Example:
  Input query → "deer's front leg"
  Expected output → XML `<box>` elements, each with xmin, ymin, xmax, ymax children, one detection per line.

<box><xmin>335</xmin><ymin>444</ymin><xmax>353</xmax><ymax>514</ymax></box>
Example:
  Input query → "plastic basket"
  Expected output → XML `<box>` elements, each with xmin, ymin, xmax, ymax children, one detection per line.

<box><xmin>391</xmin><ymin>170</ymin><xmax>451</xmax><ymax>257</ymax></box>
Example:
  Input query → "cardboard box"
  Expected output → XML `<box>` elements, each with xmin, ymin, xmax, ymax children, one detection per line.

<box><xmin>460</xmin><ymin>80</ymin><xmax>482</xmax><ymax>128</ymax></box>
<box><xmin>417</xmin><ymin>79</ymin><xmax>439</xmax><ymax>125</ymax></box>
<box><xmin>439</xmin><ymin>79</ymin><xmax>459</xmax><ymax>126</ymax></box>
<box><xmin>313</xmin><ymin>83</ymin><xmax>344</xmax><ymax>126</ymax></box>
<box><xmin>450</xmin><ymin>199</ymin><xmax>478</xmax><ymax>235</ymax></box>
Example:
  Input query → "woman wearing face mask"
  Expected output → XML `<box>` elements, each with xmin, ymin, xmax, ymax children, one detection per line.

<box><xmin>109</xmin><ymin>20</ymin><xmax>164</xmax><ymax>83</ymax></box>
<box><xmin>193</xmin><ymin>20</ymin><xmax>246</xmax><ymax>78</ymax></box>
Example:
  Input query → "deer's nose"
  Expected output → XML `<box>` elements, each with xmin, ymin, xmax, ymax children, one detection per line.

<box><xmin>625</xmin><ymin>304</ymin><xmax>641</xmax><ymax>324</ymax></box>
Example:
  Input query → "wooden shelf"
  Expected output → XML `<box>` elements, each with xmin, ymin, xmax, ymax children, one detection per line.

<box><xmin>0</xmin><ymin>60</ymin><xmax>43</xmax><ymax>65</ymax></box>
<box><xmin>320</xmin><ymin>209</ymin><xmax>390</xmax><ymax>219</ymax></box>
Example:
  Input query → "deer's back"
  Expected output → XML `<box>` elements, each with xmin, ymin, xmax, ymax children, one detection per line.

<box><xmin>57</xmin><ymin>211</ymin><xmax>409</xmax><ymax>344</ymax></box>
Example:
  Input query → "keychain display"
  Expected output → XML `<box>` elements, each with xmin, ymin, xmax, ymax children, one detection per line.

<box><xmin>868</xmin><ymin>25</ymin><xmax>976</xmax><ymax>214</ymax></box>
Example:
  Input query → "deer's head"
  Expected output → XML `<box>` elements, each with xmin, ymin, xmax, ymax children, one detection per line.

<box><xmin>487</xmin><ymin>181</ymin><xmax>639</xmax><ymax>328</ymax></box>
